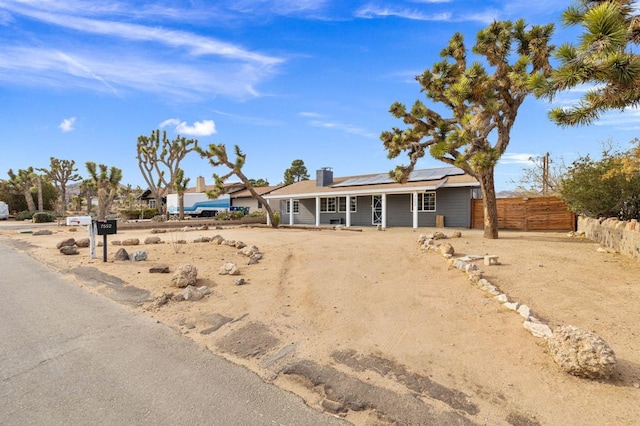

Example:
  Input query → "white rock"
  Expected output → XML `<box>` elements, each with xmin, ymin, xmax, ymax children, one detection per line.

<box><xmin>517</xmin><ymin>304</ymin><xmax>533</xmax><ymax>319</ymax></box>
<box><xmin>495</xmin><ymin>294</ymin><xmax>508</xmax><ymax>303</ymax></box>
<box><xmin>503</xmin><ymin>301</ymin><xmax>520</xmax><ymax>311</ymax></box>
<box><xmin>523</xmin><ymin>321</ymin><xmax>553</xmax><ymax>338</ymax></box>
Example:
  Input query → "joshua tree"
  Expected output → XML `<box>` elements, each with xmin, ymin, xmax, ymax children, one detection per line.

<box><xmin>85</xmin><ymin>162</ymin><xmax>123</xmax><ymax>220</ymax></box>
<box><xmin>535</xmin><ymin>0</ymin><xmax>640</xmax><ymax>126</ymax></box>
<box><xmin>38</xmin><ymin>157</ymin><xmax>81</xmax><ymax>216</ymax></box>
<box><xmin>79</xmin><ymin>179</ymin><xmax>96</xmax><ymax>215</ymax></box>
<box><xmin>197</xmin><ymin>144</ymin><xmax>278</xmax><ymax>227</ymax></box>
<box><xmin>6</xmin><ymin>167</ymin><xmax>37</xmax><ymax>213</ymax></box>
<box><xmin>172</xmin><ymin>168</ymin><xmax>190</xmax><ymax>220</ymax></box>
<box><xmin>381</xmin><ymin>20</ymin><xmax>554</xmax><ymax>238</ymax></box>
<box><xmin>136</xmin><ymin>130</ymin><xmax>198</xmax><ymax>214</ymax></box>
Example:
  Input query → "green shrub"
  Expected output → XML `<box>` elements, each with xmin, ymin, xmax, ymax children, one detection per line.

<box><xmin>273</xmin><ymin>211</ymin><xmax>280</xmax><ymax>227</ymax></box>
<box><xmin>32</xmin><ymin>212</ymin><xmax>57</xmax><ymax>223</ymax></box>
<box><xmin>215</xmin><ymin>210</ymin><xmax>245</xmax><ymax>221</ymax></box>
<box><xmin>120</xmin><ymin>208</ymin><xmax>159</xmax><ymax>220</ymax></box>
<box><xmin>15</xmin><ymin>210</ymin><xmax>34</xmax><ymax>221</ymax></box>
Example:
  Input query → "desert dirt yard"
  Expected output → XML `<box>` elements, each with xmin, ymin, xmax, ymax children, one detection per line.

<box><xmin>1</xmin><ymin>223</ymin><xmax>639</xmax><ymax>425</ymax></box>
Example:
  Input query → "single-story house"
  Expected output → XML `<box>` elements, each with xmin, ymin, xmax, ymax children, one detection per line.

<box><xmin>263</xmin><ymin>167</ymin><xmax>480</xmax><ymax>228</ymax></box>
<box><xmin>230</xmin><ymin>184</ymin><xmax>286</xmax><ymax>213</ymax></box>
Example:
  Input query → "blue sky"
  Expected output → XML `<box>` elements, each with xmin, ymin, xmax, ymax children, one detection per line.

<box><xmin>1</xmin><ymin>0</ymin><xmax>639</xmax><ymax>191</ymax></box>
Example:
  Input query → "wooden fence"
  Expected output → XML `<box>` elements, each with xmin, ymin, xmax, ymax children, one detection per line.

<box><xmin>471</xmin><ymin>196</ymin><xmax>576</xmax><ymax>231</ymax></box>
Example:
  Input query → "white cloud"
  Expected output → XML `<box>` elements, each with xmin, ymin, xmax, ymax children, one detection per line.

<box><xmin>58</xmin><ymin>117</ymin><xmax>76</xmax><ymax>132</ymax></box>
<box><xmin>160</xmin><ymin>119</ymin><xmax>217</xmax><ymax>136</ymax></box>
<box><xmin>355</xmin><ymin>5</ymin><xmax>451</xmax><ymax>21</ymax></box>
<box><xmin>306</xmin><ymin>119</ymin><xmax>377</xmax><ymax>139</ymax></box>
<box><xmin>298</xmin><ymin>111</ymin><xmax>323</xmax><ymax>118</ymax></box>
<box><xmin>500</xmin><ymin>153</ymin><xmax>537</xmax><ymax>165</ymax></box>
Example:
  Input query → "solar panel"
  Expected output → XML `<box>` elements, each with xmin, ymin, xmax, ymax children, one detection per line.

<box><xmin>332</xmin><ymin>167</ymin><xmax>464</xmax><ymax>187</ymax></box>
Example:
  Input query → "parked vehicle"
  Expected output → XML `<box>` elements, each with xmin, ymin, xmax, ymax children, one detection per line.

<box><xmin>166</xmin><ymin>193</ymin><xmax>230</xmax><ymax>217</ymax></box>
<box><xmin>0</xmin><ymin>201</ymin><xmax>9</xmax><ymax>220</ymax></box>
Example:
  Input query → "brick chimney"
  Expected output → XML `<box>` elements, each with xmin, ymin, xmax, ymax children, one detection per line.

<box><xmin>316</xmin><ymin>167</ymin><xmax>333</xmax><ymax>187</ymax></box>
<box><xmin>196</xmin><ymin>176</ymin><xmax>206</xmax><ymax>193</ymax></box>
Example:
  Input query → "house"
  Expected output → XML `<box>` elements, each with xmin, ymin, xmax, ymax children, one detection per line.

<box><xmin>263</xmin><ymin>167</ymin><xmax>480</xmax><ymax>228</ymax></box>
<box><xmin>229</xmin><ymin>184</ymin><xmax>286</xmax><ymax>213</ymax></box>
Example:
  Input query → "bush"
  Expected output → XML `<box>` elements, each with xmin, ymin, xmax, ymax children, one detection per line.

<box><xmin>215</xmin><ymin>210</ymin><xmax>245</xmax><ymax>221</ymax></box>
<box><xmin>32</xmin><ymin>212</ymin><xmax>57</xmax><ymax>223</ymax></box>
<box><xmin>273</xmin><ymin>211</ymin><xmax>280</xmax><ymax>227</ymax></box>
<box><xmin>15</xmin><ymin>210</ymin><xmax>34</xmax><ymax>221</ymax></box>
<box><xmin>119</xmin><ymin>208</ymin><xmax>159</xmax><ymax>220</ymax></box>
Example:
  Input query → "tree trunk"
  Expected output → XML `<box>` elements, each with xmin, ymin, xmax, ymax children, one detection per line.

<box><xmin>86</xmin><ymin>196</ymin><xmax>93</xmax><ymax>215</ymax></box>
<box><xmin>234</xmin><ymin>169</ymin><xmax>278</xmax><ymax>228</ymax></box>
<box><xmin>179</xmin><ymin>194</ymin><xmax>185</xmax><ymax>220</ymax></box>
<box><xmin>24</xmin><ymin>189</ymin><xmax>37</xmax><ymax>213</ymax></box>
<box><xmin>478</xmin><ymin>168</ymin><xmax>499</xmax><ymax>239</ymax></box>
<box><xmin>60</xmin><ymin>184</ymin><xmax>67</xmax><ymax>216</ymax></box>
<box><xmin>37</xmin><ymin>177</ymin><xmax>43</xmax><ymax>212</ymax></box>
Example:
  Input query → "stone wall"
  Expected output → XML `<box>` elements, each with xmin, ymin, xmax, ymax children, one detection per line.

<box><xmin>578</xmin><ymin>216</ymin><xmax>640</xmax><ymax>260</ymax></box>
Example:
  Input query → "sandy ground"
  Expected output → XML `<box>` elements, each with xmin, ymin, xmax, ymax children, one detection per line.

<box><xmin>1</xmin><ymin>223</ymin><xmax>639</xmax><ymax>425</ymax></box>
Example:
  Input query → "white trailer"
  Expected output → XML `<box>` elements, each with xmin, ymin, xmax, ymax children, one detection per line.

<box><xmin>166</xmin><ymin>193</ymin><xmax>230</xmax><ymax>217</ymax></box>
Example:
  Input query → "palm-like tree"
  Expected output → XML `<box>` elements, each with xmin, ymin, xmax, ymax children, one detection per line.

<box><xmin>86</xmin><ymin>162</ymin><xmax>123</xmax><ymax>219</ymax></box>
<box><xmin>538</xmin><ymin>0</ymin><xmax>640</xmax><ymax>125</ymax></box>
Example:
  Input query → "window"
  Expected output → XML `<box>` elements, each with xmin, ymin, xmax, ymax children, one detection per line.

<box><xmin>320</xmin><ymin>197</ymin><xmax>336</xmax><ymax>213</ymax></box>
<box><xmin>148</xmin><ymin>199</ymin><xmax>157</xmax><ymax>208</ymax></box>
<box><xmin>338</xmin><ymin>197</ymin><xmax>357</xmax><ymax>213</ymax></box>
<box><xmin>411</xmin><ymin>192</ymin><xmax>436</xmax><ymax>212</ymax></box>
<box><xmin>285</xmin><ymin>199</ymin><xmax>299</xmax><ymax>214</ymax></box>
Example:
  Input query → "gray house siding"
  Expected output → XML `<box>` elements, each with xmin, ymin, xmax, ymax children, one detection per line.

<box><xmin>277</xmin><ymin>187</ymin><xmax>472</xmax><ymax>227</ymax></box>
<box><xmin>420</xmin><ymin>187</ymin><xmax>472</xmax><ymax>228</ymax></box>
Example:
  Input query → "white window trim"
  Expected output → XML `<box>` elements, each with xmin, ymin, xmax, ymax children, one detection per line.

<box><xmin>320</xmin><ymin>197</ymin><xmax>337</xmax><ymax>213</ymax></box>
<box><xmin>286</xmin><ymin>199</ymin><xmax>300</xmax><ymax>214</ymax></box>
<box><xmin>410</xmin><ymin>192</ymin><xmax>436</xmax><ymax>212</ymax></box>
<box><xmin>338</xmin><ymin>196</ymin><xmax>357</xmax><ymax>213</ymax></box>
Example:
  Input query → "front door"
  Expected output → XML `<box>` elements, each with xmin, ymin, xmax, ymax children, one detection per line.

<box><xmin>372</xmin><ymin>195</ymin><xmax>382</xmax><ymax>225</ymax></box>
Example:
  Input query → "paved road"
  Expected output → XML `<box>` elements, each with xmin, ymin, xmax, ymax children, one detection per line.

<box><xmin>0</xmin><ymin>241</ymin><xmax>346</xmax><ymax>426</ymax></box>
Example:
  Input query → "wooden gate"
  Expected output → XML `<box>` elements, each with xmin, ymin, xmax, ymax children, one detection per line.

<box><xmin>471</xmin><ymin>196</ymin><xmax>576</xmax><ymax>231</ymax></box>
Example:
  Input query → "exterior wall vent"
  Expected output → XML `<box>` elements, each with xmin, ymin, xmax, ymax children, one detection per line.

<box><xmin>316</xmin><ymin>167</ymin><xmax>333</xmax><ymax>187</ymax></box>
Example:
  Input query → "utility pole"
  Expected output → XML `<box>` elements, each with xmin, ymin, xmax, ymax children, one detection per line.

<box><xmin>542</xmin><ymin>152</ymin><xmax>550</xmax><ymax>196</ymax></box>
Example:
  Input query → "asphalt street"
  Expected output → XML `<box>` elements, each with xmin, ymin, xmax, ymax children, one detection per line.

<box><xmin>0</xmin><ymin>240</ymin><xmax>346</xmax><ymax>426</ymax></box>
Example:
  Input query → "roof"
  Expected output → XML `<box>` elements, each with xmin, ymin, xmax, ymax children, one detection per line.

<box><xmin>230</xmin><ymin>185</ymin><xmax>286</xmax><ymax>198</ymax></box>
<box><xmin>265</xmin><ymin>167</ymin><xmax>479</xmax><ymax>199</ymax></box>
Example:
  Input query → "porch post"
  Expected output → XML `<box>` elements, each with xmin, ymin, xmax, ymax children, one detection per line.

<box><xmin>412</xmin><ymin>192</ymin><xmax>419</xmax><ymax>229</ymax></box>
<box><xmin>381</xmin><ymin>193</ymin><xmax>387</xmax><ymax>229</ymax></box>
<box><xmin>345</xmin><ymin>195</ymin><xmax>351</xmax><ymax>227</ymax></box>
<box><xmin>289</xmin><ymin>198</ymin><xmax>294</xmax><ymax>226</ymax></box>
<box><xmin>315</xmin><ymin>196</ymin><xmax>320</xmax><ymax>227</ymax></box>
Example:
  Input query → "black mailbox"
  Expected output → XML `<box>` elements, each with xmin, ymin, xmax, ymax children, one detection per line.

<box><xmin>96</xmin><ymin>220</ymin><xmax>117</xmax><ymax>235</ymax></box>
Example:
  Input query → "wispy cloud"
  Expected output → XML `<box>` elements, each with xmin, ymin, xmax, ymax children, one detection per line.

<box><xmin>299</xmin><ymin>112</ymin><xmax>377</xmax><ymax>138</ymax></box>
<box><xmin>355</xmin><ymin>5</ymin><xmax>451</xmax><ymax>21</ymax></box>
<box><xmin>59</xmin><ymin>117</ymin><xmax>76</xmax><ymax>132</ymax></box>
<box><xmin>0</xmin><ymin>1</ymin><xmax>283</xmax><ymax>99</ymax></box>
<box><xmin>160</xmin><ymin>119</ymin><xmax>217</xmax><ymax>137</ymax></box>
<box><xmin>500</xmin><ymin>153</ymin><xmax>536</xmax><ymax>165</ymax></box>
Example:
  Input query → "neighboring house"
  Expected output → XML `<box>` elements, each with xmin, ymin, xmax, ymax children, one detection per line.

<box><xmin>230</xmin><ymin>185</ymin><xmax>285</xmax><ymax>213</ymax></box>
<box><xmin>264</xmin><ymin>167</ymin><xmax>480</xmax><ymax>228</ymax></box>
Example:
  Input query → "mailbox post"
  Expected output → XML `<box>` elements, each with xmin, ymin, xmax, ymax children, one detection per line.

<box><xmin>95</xmin><ymin>219</ymin><xmax>117</xmax><ymax>262</ymax></box>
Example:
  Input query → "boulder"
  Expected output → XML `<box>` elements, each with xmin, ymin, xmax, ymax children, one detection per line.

<box><xmin>56</xmin><ymin>238</ymin><xmax>76</xmax><ymax>249</ymax></box>
<box><xmin>235</xmin><ymin>241</ymin><xmax>247</xmax><ymax>249</ymax></box>
<box><xmin>450</xmin><ymin>231</ymin><xmax>462</xmax><ymax>238</ymax></box>
<box><xmin>438</xmin><ymin>243</ymin><xmax>454</xmax><ymax>256</ymax></box>
<box><xmin>75</xmin><ymin>238</ymin><xmax>90</xmax><ymax>248</ymax></box>
<box><xmin>547</xmin><ymin>325</ymin><xmax>616</xmax><ymax>379</ymax></box>
<box><xmin>211</xmin><ymin>234</ymin><xmax>225</xmax><ymax>245</ymax></box>
<box><xmin>149</xmin><ymin>265</ymin><xmax>170</xmax><ymax>273</ymax></box>
<box><xmin>130</xmin><ymin>250</ymin><xmax>147</xmax><ymax>262</ymax></box>
<box><xmin>144</xmin><ymin>236</ymin><xmax>162</xmax><ymax>244</ymax></box>
<box><xmin>172</xmin><ymin>264</ymin><xmax>198</xmax><ymax>288</ymax></box>
<box><xmin>121</xmin><ymin>238</ymin><xmax>140</xmax><ymax>246</ymax></box>
<box><xmin>182</xmin><ymin>285</ymin><xmax>208</xmax><ymax>301</ymax></box>
<box><xmin>219</xmin><ymin>262</ymin><xmax>240</xmax><ymax>276</ymax></box>
<box><xmin>193</xmin><ymin>236</ymin><xmax>211</xmax><ymax>243</ymax></box>
<box><xmin>235</xmin><ymin>278</ymin><xmax>246</xmax><ymax>286</ymax></box>
<box><xmin>33</xmin><ymin>230</ymin><xmax>53</xmax><ymax>236</ymax></box>
<box><xmin>432</xmin><ymin>231</ymin><xmax>447</xmax><ymax>240</ymax></box>
<box><xmin>114</xmin><ymin>248</ymin><xmax>130</xmax><ymax>261</ymax></box>
<box><xmin>59</xmin><ymin>246</ymin><xmax>79</xmax><ymax>255</ymax></box>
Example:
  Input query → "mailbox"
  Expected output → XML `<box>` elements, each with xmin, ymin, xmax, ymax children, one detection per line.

<box><xmin>66</xmin><ymin>216</ymin><xmax>92</xmax><ymax>226</ymax></box>
<box><xmin>95</xmin><ymin>219</ymin><xmax>117</xmax><ymax>235</ymax></box>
